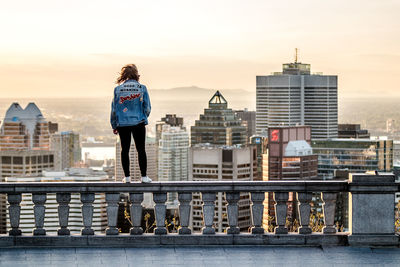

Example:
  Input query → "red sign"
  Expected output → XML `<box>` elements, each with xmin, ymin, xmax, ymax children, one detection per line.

<box><xmin>271</xmin><ymin>129</ymin><xmax>279</xmax><ymax>142</ymax></box>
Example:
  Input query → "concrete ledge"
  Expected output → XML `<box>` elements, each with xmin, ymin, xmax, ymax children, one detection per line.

<box><xmin>14</xmin><ymin>236</ymin><xmax>88</xmax><ymax>247</ymax></box>
<box><xmin>89</xmin><ymin>234</ymin><xmax>160</xmax><ymax>247</ymax></box>
<box><xmin>0</xmin><ymin>236</ymin><xmax>13</xmax><ymax>247</ymax></box>
<box><xmin>161</xmin><ymin>233</ymin><xmax>233</xmax><ymax>245</ymax></box>
<box><xmin>348</xmin><ymin>235</ymin><xmax>399</xmax><ymax>247</ymax></box>
<box><xmin>0</xmin><ymin>233</ymin><xmax>354</xmax><ymax>248</ymax></box>
<box><xmin>305</xmin><ymin>233</ymin><xmax>348</xmax><ymax>246</ymax></box>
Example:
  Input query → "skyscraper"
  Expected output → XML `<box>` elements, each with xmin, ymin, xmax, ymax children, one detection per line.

<box><xmin>115</xmin><ymin>138</ymin><xmax>157</xmax><ymax>182</ymax></box>
<box><xmin>262</xmin><ymin>126</ymin><xmax>318</xmax><ymax>230</ymax></box>
<box><xmin>0</xmin><ymin>103</ymin><xmax>50</xmax><ymax>151</ymax></box>
<box><xmin>158</xmin><ymin>124</ymin><xmax>189</xmax><ymax>205</ymax></box>
<box><xmin>191</xmin><ymin>91</ymin><xmax>247</xmax><ymax>146</ymax></box>
<box><xmin>50</xmin><ymin>131</ymin><xmax>81</xmax><ymax>171</ymax></box>
<box><xmin>189</xmin><ymin>145</ymin><xmax>256</xmax><ymax>233</ymax></box>
<box><xmin>155</xmin><ymin>114</ymin><xmax>184</xmax><ymax>146</ymax></box>
<box><xmin>235</xmin><ymin>109</ymin><xmax>256</xmax><ymax>141</ymax></box>
<box><xmin>256</xmin><ymin>55</ymin><xmax>338</xmax><ymax>139</ymax></box>
<box><xmin>0</xmin><ymin>102</ymin><xmax>53</xmax><ymax>234</ymax></box>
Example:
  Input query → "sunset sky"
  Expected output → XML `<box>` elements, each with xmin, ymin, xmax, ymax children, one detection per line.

<box><xmin>0</xmin><ymin>0</ymin><xmax>399</xmax><ymax>98</ymax></box>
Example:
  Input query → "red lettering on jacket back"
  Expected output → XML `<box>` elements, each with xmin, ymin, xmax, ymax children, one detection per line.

<box><xmin>119</xmin><ymin>93</ymin><xmax>141</xmax><ymax>104</ymax></box>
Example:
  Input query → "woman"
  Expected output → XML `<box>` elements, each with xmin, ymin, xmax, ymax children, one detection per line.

<box><xmin>110</xmin><ymin>64</ymin><xmax>152</xmax><ymax>183</ymax></box>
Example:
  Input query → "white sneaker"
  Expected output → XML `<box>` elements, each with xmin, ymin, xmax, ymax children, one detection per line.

<box><xmin>122</xmin><ymin>176</ymin><xmax>131</xmax><ymax>183</ymax></box>
<box><xmin>141</xmin><ymin>176</ymin><xmax>152</xmax><ymax>183</ymax></box>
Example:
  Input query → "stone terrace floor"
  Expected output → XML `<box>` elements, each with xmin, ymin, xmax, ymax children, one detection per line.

<box><xmin>1</xmin><ymin>246</ymin><xmax>400</xmax><ymax>267</ymax></box>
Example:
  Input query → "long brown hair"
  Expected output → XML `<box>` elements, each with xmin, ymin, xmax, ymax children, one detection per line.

<box><xmin>116</xmin><ymin>64</ymin><xmax>139</xmax><ymax>84</ymax></box>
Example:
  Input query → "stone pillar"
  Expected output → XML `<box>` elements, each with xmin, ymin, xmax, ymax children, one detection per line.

<box><xmin>178</xmin><ymin>192</ymin><xmax>192</xmax><ymax>235</ymax></box>
<box><xmin>56</xmin><ymin>193</ymin><xmax>71</xmax><ymax>235</ymax></box>
<box><xmin>226</xmin><ymin>192</ymin><xmax>240</xmax><ymax>234</ymax></box>
<box><xmin>348</xmin><ymin>174</ymin><xmax>398</xmax><ymax>246</ymax></box>
<box><xmin>153</xmin><ymin>193</ymin><xmax>167</xmax><ymax>235</ymax></box>
<box><xmin>129</xmin><ymin>193</ymin><xmax>144</xmax><ymax>235</ymax></box>
<box><xmin>297</xmin><ymin>192</ymin><xmax>312</xmax><ymax>234</ymax></box>
<box><xmin>32</xmin><ymin>193</ymin><xmax>47</xmax><ymax>235</ymax></box>
<box><xmin>106</xmin><ymin>193</ymin><xmax>120</xmax><ymax>235</ymax></box>
<box><xmin>7</xmin><ymin>194</ymin><xmax>22</xmax><ymax>236</ymax></box>
<box><xmin>274</xmin><ymin>192</ymin><xmax>288</xmax><ymax>234</ymax></box>
<box><xmin>321</xmin><ymin>192</ymin><xmax>337</xmax><ymax>234</ymax></box>
<box><xmin>250</xmin><ymin>192</ymin><xmax>265</xmax><ymax>234</ymax></box>
<box><xmin>81</xmin><ymin>193</ymin><xmax>95</xmax><ymax>235</ymax></box>
<box><xmin>201</xmin><ymin>192</ymin><xmax>216</xmax><ymax>235</ymax></box>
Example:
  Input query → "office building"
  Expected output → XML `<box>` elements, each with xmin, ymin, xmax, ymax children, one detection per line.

<box><xmin>191</xmin><ymin>91</ymin><xmax>247</xmax><ymax>146</ymax></box>
<box><xmin>0</xmin><ymin>150</ymin><xmax>55</xmax><ymax>234</ymax></box>
<box><xmin>262</xmin><ymin>126</ymin><xmax>318</xmax><ymax>230</ymax></box>
<box><xmin>249</xmin><ymin>134</ymin><xmax>268</xmax><ymax>180</ymax></box>
<box><xmin>115</xmin><ymin>137</ymin><xmax>157</xmax><ymax>182</ymax></box>
<box><xmin>6</xmin><ymin>168</ymin><xmax>108</xmax><ymax>235</ymax></box>
<box><xmin>155</xmin><ymin>114</ymin><xmax>184</xmax><ymax>145</ymax></box>
<box><xmin>256</xmin><ymin>55</ymin><xmax>338</xmax><ymax>139</ymax></box>
<box><xmin>338</xmin><ymin>124</ymin><xmax>370</xmax><ymax>139</ymax></box>
<box><xmin>312</xmin><ymin>138</ymin><xmax>393</xmax><ymax>179</ymax></box>
<box><xmin>235</xmin><ymin>109</ymin><xmax>256</xmax><ymax>141</ymax></box>
<box><xmin>189</xmin><ymin>145</ymin><xmax>257</xmax><ymax>233</ymax></box>
<box><xmin>50</xmin><ymin>131</ymin><xmax>81</xmax><ymax>171</ymax></box>
<box><xmin>158</xmin><ymin>125</ymin><xmax>189</xmax><ymax>205</ymax></box>
<box><xmin>0</xmin><ymin>102</ymin><xmax>50</xmax><ymax>151</ymax></box>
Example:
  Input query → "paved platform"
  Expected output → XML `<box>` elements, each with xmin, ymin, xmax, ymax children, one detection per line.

<box><xmin>1</xmin><ymin>246</ymin><xmax>400</xmax><ymax>266</ymax></box>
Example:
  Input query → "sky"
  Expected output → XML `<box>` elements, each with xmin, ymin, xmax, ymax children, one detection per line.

<box><xmin>0</xmin><ymin>0</ymin><xmax>399</xmax><ymax>98</ymax></box>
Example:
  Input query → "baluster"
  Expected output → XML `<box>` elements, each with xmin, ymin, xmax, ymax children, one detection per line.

<box><xmin>226</xmin><ymin>192</ymin><xmax>240</xmax><ymax>234</ymax></box>
<box><xmin>178</xmin><ymin>192</ymin><xmax>192</xmax><ymax>235</ymax></box>
<box><xmin>8</xmin><ymin>193</ymin><xmax>22</xmax><ymax>236</ymax></box>
<box><xmin>250</xmin><ymin>192</ymin><xmax>265</xmax><ymax>234</ymax></box>
<box><xmin>129</xmin><ymin>193</ymin><xmax>144</xmax><ymax>235</ymax></box>
<box><xmin>32</xmin><ymin>193</ymin><xmax>46</xmax><ymax>235</ymax></box>
<box><xmin>297</xmin><ymin>192</ymin><xmax>312</xmax><ymax>234</ymax></box>
<box><xmin>56</xmin><ymin>193</ymin><xmax>71</xmax><ymax>235</ymax></box>
<box><xmin>106</xmin><ymin>193</ymin><xmax>120</xmax><ymax>235</ymax></box>
<box><xmin>322</xmin><ymin>192</ymin><xmax>337</xmax><ymax>234</ymax></box>
<box><xmin>274</xmin><ymin>192</ymin><xmax>288</xmax><ymax>234</ymax></box>
<box><xmin>81</xmin><ymin>193</ymin><xmax>95</xmax><ymax>235</ymax></box>
<box><xmin>153</xmin><ymin>193</ymin><xmax>167</xmax><ymax>235</ymax></box>
<box><xmin>201</xmin><ymin>192</ymin><xmax>216</xmax><ymax>235</ymax></box>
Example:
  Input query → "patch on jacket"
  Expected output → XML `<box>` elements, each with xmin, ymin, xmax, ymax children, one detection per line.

<box><xmin>119</xmin><ymin>93</ymin><xmax>141</xmax><ymax>104</ymax></box>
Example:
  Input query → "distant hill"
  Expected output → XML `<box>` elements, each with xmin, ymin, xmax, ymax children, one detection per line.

<box><xmin>151</xmin><ymin>86</ymin><xmax>255</xmax><ymax>104</ymax></box>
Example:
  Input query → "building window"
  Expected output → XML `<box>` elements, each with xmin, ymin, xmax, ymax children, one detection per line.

<box><xmin>13</xmin><ymin>157</ymin><xmax>23</xmax><ymax>165</ymax></box>
<box><xmin>1</xmin><ymin>156</ymin><xmax>11</xmax><ymax>164</ymax></box>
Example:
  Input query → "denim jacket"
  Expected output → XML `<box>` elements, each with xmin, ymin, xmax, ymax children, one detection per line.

<box><xmin>110</xmin><ymin>80</ymin><xmax>151</xmax><ymax>129</ymax></box>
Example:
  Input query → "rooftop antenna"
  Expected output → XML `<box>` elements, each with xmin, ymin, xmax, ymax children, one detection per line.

<box><xmin>295</xmin><ymin>48</ymin><xmax>299</xmax><ymax>63</ymax></box>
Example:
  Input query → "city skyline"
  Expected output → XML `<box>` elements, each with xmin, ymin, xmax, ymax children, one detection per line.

<box><xmin>0</xmin><ymin>1</ymin><xmax>399</xmax><ymax>98</ymax></box>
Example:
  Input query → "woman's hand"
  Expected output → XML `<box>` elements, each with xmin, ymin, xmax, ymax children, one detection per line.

<box><xmin>113</xmin><ymin>129</ymin><xmax>118</xmax><ymax>135</ymax></box>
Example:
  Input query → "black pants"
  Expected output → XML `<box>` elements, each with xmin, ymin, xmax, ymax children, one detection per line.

<box><xmin>117</xmin><ymin>123</ymin><xmax>147</xmax><ymax>178</ymax></box>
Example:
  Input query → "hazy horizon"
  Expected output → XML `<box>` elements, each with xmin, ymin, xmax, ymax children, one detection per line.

<box><xmin>1</xmin><ymin>0</ymin><xmax>399</xmax><ymax>98</ymax></box>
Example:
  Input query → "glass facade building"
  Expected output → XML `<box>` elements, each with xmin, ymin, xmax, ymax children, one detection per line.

<box><xmin>312</xmin><ymin>138</ymin><xmax>393</xmax><ymax>179</ymax></box>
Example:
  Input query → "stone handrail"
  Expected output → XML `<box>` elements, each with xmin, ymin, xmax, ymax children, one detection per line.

<box><xmin>0</xmin><ymin>174</ymin><xmax>398</xmax><ymax>247</ymax></box>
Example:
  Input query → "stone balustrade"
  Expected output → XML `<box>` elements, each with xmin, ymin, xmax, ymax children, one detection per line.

<box><xmin>0</xmin><ymin>174</ymin><xmax>398</xmax><ymax>247</ymax></box>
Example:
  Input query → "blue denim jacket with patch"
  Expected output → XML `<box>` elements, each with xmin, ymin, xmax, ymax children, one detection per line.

<box><xmin>110</xmin><ymin>80</ymin><xmax>151</xmax><ymax>129</ymax></box>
